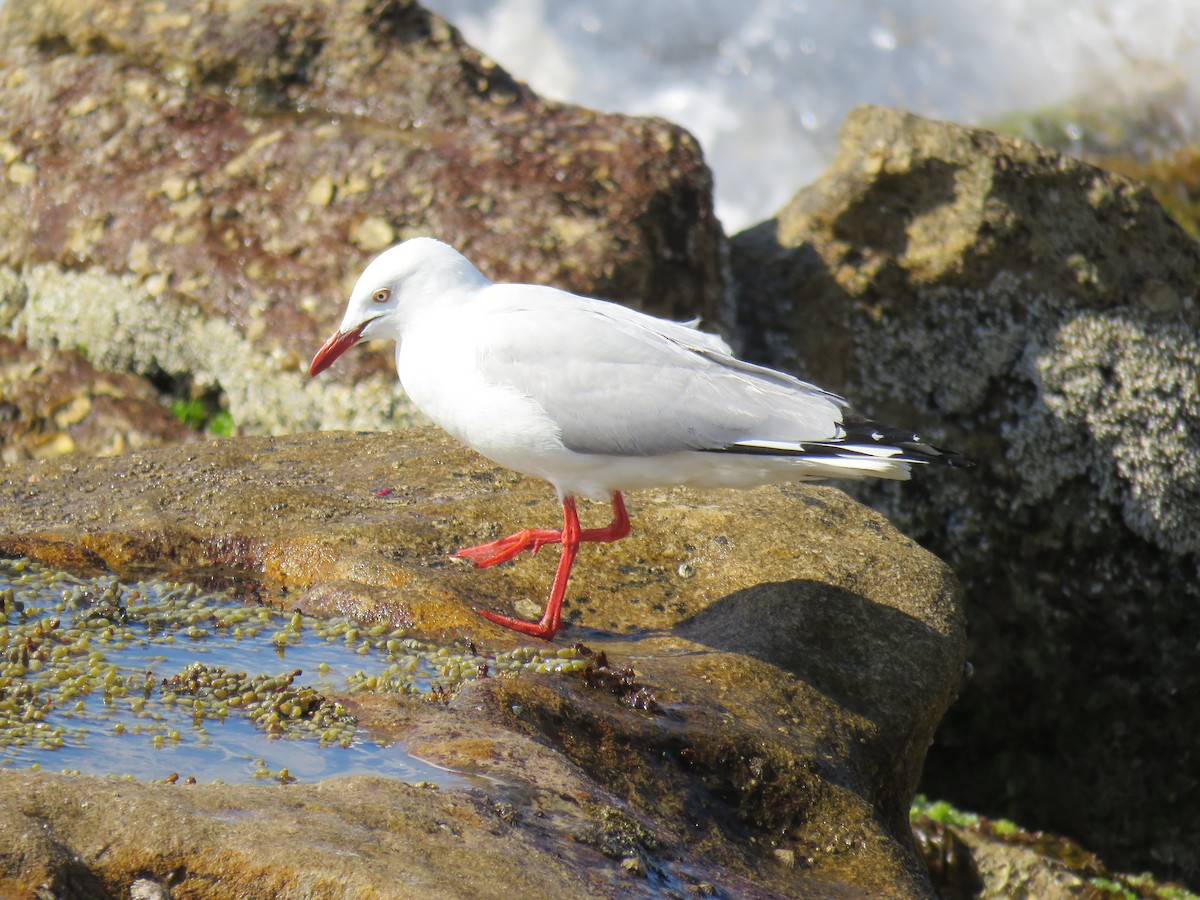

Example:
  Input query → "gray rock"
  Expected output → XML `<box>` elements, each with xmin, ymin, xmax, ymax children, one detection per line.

<box><xmin>129</xmin><ymin>878</ymin><xmax>171</xmax><ymax>900</ymax></box>
<box><xmin>730</xmin><ymin>103</ymin><xmax>1200</xmax><ymax>883</ymax></box>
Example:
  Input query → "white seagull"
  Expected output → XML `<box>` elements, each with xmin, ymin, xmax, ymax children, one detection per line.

<box><xmin>310</xmin><ymin>238</ymin><xmax>969</xmax><ymax>639</ymax></box>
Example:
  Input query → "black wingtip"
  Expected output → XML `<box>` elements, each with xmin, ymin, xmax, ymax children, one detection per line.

<box><xmin>928</xmin><ymin>445</ymin><xmax>975</xmax><ymax>469</ymax></box>
<box><xmin>883</xmin><ymin>439</ymin><xmax>974</xmax><ymax>470</ymax></box>
<box><xmin>841</xmin><ymin>412</ymin><xmax>973</xmax><ymax>470</ymax></box>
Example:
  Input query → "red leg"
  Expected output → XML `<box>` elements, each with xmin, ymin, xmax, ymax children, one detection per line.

<box><xmin>452</xmin><ymin>526</ymin><xmax>563</xmax><ymax>567</ymax></box>
<box><xmin>580</xmin><ymin>492</ymin><xmax>630</xmax><ymax>544</ymax></box>
<box><xmin>474</xmin><ymin>493</ymin><xmax>630</xmax><ymax>640</ymax></box>
<box><xmin>454</xmin><ymin>492</ymin><xmax>630</xmax><ymax>567</ymax></box>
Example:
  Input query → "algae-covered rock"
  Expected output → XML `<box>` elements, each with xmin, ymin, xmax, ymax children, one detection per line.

<box><xmin>730</xmin><ymin>104</ymin><xmax>1200</xmax><ymax>884</ymax></box>
<box><xmin>912</xmin><ymin>798</ymin><xmax>1197</xmax><ymax>900</ymax></box>
<box><xmin>0</xmin><ymin>428</ymin><xmax>964</xmax><ymax>897</ymax></box>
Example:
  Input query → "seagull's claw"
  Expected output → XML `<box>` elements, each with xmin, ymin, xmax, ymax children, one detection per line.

<box><xmin>453</xmin><ymin>528</ymin><xmax>563</xmax><ymax>568</ymax></box>
<box><xmin>476</xmin><ymin>608</ymin><xmax>560</xmax><ymax>640</ymax></box>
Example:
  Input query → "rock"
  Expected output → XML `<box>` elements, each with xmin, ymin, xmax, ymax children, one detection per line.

<box><xmin>0</xmin><ymin>428</ymin><xmax>966</xmax><ymax>897</ymax></box>
<box><xmin>0</xmin><ymin>0</ymin><xmax>723</xmax><ymax>437</ymax></box>
<box><xmin>0</xmin><ymin>332</ymin><xmax>199</xmax><ymax>464</ymax></box>
<box><xmin>0</xmin><ymin>770</ymin><xmax>672</xmax><ymax>899</ymax></box>
<box><xmin>911</xmin><ymin>800</ymin><xmax>1194</xmax><ymax>900</ymax></box>
<box><xmin>729</xmin><ymin>104</ymin><xmax>1200</xmax><ymax>883</ymax></box>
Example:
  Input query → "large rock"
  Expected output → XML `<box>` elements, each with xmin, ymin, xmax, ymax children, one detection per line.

<box><xmin>730</xmin><ymin>104</ymin><xmax>1200</xmax><ymax>883</ymax></box>
<box><xmin>0</xmin><ymin>0</ymin><xmax>724</xmax><ymax>437</ymax></box>
<box><xmin>0</xmin><ymin>428</ymin><xmax>965</xmax><ymax>897</ymax></box>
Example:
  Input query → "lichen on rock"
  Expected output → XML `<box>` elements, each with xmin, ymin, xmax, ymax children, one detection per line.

<box><xmin>3</xmin><ymin>262</ymin><xmax>411</xmax><ymax>436</ymax></box>
<box><xmin>1031</xmin><ymin>311</ymin><xmax>1200</xmax><ymax>555</ymax></box>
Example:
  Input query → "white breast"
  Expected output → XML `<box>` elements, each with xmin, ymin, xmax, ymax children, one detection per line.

<box><xmin>395</xmin><ymin>316</ymin><xmax>570</xmax><ymax>474</ymax></box>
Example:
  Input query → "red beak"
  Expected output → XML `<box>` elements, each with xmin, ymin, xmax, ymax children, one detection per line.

<box><xmin>309</xmin><ymin>323</ymin><xmax>366</xmax><ymax>377</ymax></box>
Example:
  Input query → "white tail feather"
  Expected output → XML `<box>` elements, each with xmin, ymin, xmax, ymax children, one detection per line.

<box><xmin>790</xmin><ymin>455</ymin><xmax>913</xmax><ymax>481</ymax></box>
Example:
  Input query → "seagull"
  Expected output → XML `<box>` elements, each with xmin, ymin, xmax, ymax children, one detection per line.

<box><xmin>309</xmin><ymin>238</ymin><xmax>969</xmax><ymax>640</ymax></box>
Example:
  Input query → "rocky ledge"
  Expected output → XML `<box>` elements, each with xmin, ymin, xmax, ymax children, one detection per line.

<box><xmin>0</xmin><ymin>428</ymin><xmax>965</xmax><ymax>898</ymax></box>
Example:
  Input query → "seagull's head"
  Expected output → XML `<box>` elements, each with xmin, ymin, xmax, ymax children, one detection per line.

<box><xmin>309</xmin><ymin>237</ymin><xmax>486</xmax><ymax>377</ymax></box>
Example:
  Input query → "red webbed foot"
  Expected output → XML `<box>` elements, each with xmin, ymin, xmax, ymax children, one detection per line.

<box><xmin>452</xmin><ymin>527</ymin><xmax>563</xmax><ymax>567</ymax></box>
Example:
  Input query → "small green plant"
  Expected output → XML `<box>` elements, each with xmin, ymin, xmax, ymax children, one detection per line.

<box><xmin>170</xmin><ymin>398</ymin><xmax>234</xmax><ymax>435</ymax></box>
<box><xmin>206</xmin><ymin>411</ymin><xmax>234</xmax><ymax>437</ymax></box>
<box><xmin>910</xmin><ymin>795</ymin><xmax>978</xmax><ymax>828</ymax></box>
<box><xmin>1088</xmin><ymin>877</ymin><xmax>1138</xmax><ymax>899</ymax></box>
<box><xmin>910</xmin><ymin>795</ymin><xmax>1025</xmax><ymax>836</ymax></box>
<box><xmin>171</xmin><ymin>398</ymin><xmax>209</xmax><ymax>430</ymax></box>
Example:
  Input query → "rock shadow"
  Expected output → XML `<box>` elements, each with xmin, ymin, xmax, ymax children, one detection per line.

<box><xmin>673</xmin><ymin>579</ymin><xmax>959</xmax><ymax>736</ymax></box>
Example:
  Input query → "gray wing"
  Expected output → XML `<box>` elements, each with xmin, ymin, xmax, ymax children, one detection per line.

<box><xmin>474</xmin><ymin>286</ymin><xmax>849</xmax><ymax>456</ymax></box>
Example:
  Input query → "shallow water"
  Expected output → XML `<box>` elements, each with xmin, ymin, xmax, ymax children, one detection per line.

<box><xmin>0</xmin><ymin>558</ymin><xmax>585</xmax><ymax>785</ymax></box>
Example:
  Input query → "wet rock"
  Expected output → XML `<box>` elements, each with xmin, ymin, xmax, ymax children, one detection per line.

<box><xmin>0</xmin><ymin>0</ymin><xmax>723</xmax><ymax>437</ymax></box>
<box><xmin>730</xmin><ymin>104</ymin><xmax>1200</xmax><ymax>883</ymax></box>
<box><xmin>0</xmin><ymin>769</ymin><xmax>681</xmax><ymax>899</ymax></box>
<box><xmin>0</xmin><ymin>428</ymin><xmax>965</xmax><ymax>897</ymax></box>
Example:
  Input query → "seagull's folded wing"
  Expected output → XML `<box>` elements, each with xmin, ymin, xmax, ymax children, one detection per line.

<box><xmin>475</xmin><ymin>288</ymin><xmax>850</xmax><ymax>457</ymax></box>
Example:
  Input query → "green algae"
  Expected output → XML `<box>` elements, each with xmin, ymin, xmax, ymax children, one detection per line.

<box><xmin>0</xmin><ymin>557</ymin><xmax>586</xmax><ymax>784</ymax></box>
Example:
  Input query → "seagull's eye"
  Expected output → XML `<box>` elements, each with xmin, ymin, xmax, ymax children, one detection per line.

<box><xmin>372</xmin><ymin>288</ymin><xmax>390</xmax><ymax>304</ymax></box>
